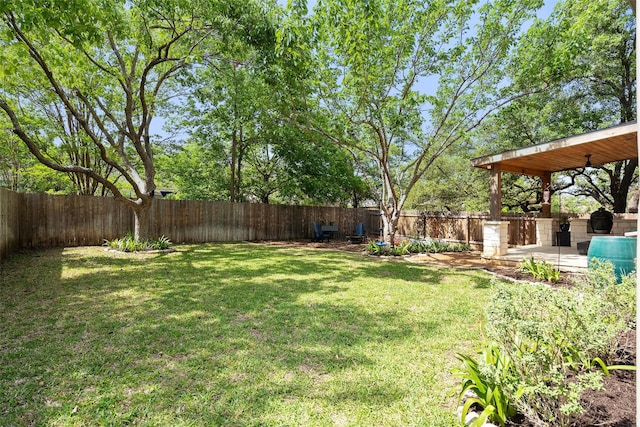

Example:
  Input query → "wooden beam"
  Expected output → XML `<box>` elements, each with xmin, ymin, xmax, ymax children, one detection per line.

<box><xmin>489</xmin><ymin>164</ymin><xmax>502</xmax><ymax>221</ymax></box>
<box><xmin>498</xmin><ymin>164</ymin><xmax>549</xmax><ymax>178</ymax></box>
<box><xmin>541</xmin><ymin>172</ymin><xmax>551</xmax><ymax>218</ymax></box>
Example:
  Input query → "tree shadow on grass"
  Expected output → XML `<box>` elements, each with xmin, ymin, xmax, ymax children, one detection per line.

<box><xmin>0</xmin><ymin>243</ymin><xmax>491</xmax><ymax>426</ymax></box>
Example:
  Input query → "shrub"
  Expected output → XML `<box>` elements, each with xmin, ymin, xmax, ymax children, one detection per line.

<box><xmin>105</xmin><ymin>232</ymin><xmax>172</xmax><ymax>252</ymax></box>
<box><xmin>366</xmin><ymin>240</ymin><xmax>390</xmax><ymax>256</ymax></box>
<box><xmin>366</xmin><ymin>238</ymin><xmax>471</xmax><ymax>256</ymax></box>
<box><xmin>456</xmin><ymin>261</ymin><xmax>635</xmax><ymax>426</ymax></box>
<box><xmin>391</xmin><ymin>239</ymin><xmax>411</xmax><ymax>256</ymax></box>
<box><xmin>484</xmin><ymin>267</ymin><xmax>635</xmax><ymax>425</ymax></box>
<box><xmin>148</xmin><ymin>235</ymin><xmax>172</xmax><ymax>250</ymax></box>
<box><xmin>406</xmin><ymin>239</ymin><xmax>470</xmax><ymax>254</ymax></box>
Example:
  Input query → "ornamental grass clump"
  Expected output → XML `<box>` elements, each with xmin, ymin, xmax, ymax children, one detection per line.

<box><xmin>105</xmin><ymin>232</ymin><xmax>172</xmax><ymax>252</ymax></box>
<box><xmin>520</xmin><ymin>256</ymin><xmax>560</xmax><ymax>283</ymax></box>
<box><xmin>456</xmin><ymin>261</ymin><xmax>636</xmax><ymax>427</ymax></box>
<box><xmin>366</xmin><ymin>238</ymin><xmax>470</xmax><ymax>256</ymax></box>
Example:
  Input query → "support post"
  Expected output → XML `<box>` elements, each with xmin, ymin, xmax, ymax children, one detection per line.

<box><xmin>541</xmin><ymin>172</ymin><xmax>551</xmax><ymax>218</ymax></box>
<box><xmin>489</xmin><ymin>165</ymin><xmax>502</xmax><ymax>221</ymax></box>
<box><xmin>635</xmin><ymin>9</ymin><xmax>639</xmax><ymax>419</ymax></box>
<box><xmin>482</xmin><ymin>165</ymin><xmax>508</xmax><ymax>258</ymax></box>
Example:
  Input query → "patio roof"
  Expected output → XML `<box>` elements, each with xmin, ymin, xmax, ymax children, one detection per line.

<box><xmin>471</xmin><ymin>121</ymin><xmax>638</xmax><ymax>177</ymax></box>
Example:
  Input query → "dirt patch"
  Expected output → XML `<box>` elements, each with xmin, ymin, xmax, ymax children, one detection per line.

<box><xmin>572</xmin><ymin>328</ymin><xmax>636</xmax><ymax>427</ymax></box>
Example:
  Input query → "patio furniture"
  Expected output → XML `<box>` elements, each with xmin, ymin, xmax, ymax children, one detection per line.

<box><xmin>321</xmin><ymin>225</ymin><xmax>339</xmax><ymax>240</ymax></box>
<box><xmin>555</xmin><ymin>231</ymin><xmax>570</xmax><ymax>247</ymax></box>
<box><xmin>577</xmin><ymin>240</ymin><xmax>590</xmax><ymax>255</ymax></box>
<box><xmin>347</xmin><ymin>223</ymin><xmax>366</xmax><ymax>243</ymax></box>
<box><xmin>312</xmin><ymin>222</ymin><xmax>331</xmax><ymax>242</ymax></box>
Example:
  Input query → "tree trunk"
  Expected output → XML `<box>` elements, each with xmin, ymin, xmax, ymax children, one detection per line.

<box><xmin>611</xmin><ymin>159</ymin><xmax>638</xmax><ymax>213</ymax></box>
<box><xmin>132</xmin><ymin>201</ymin><xmax>152</xmax><ymax>241</ymax></box>
<box><xmin>230</xmin><ymin>129</ymin><xmax>237</xmax><ymax>202</ymax></box>
<box><xmin>381</xmin><ymin>208</ymin><xmax>400</xmax><ymax>247</ymax></box>
<box><xmin>236</xmin><ymin>124</ymin><xmax>244</xmax><ymax>202</ymax></box>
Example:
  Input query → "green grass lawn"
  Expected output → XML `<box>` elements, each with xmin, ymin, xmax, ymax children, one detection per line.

<box><xmin>0</xmin><ymin>243</ymin><xmax>493</xmax><ymax>426</ymax></box>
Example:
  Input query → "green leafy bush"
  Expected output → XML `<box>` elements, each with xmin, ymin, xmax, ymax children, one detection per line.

<box><xmin>148</xmin><ymin>235</ymin><xmax>172</xmax><ymax>250</ymax></box>
<box><xmin>391</xmin><ymin>239</ymin><xmax>411</xmax><ymax>256</ymax></box>
<box><xmin>366</xmin><ymin>240</ymin><xmax>390</xmax><ymax>255</ymax></box>
<box><xmin>365</xmin><ymin>240</ymin><xmax>410</xmax><ymax>256</ymax></box>
<box><xmin>456</xmin><ymin>261</ymin><xmax>635</xmax><ymax>426</ymax></box>
<box><xmin>105</xmin><ymin>232</ymin><xmax>172</xmax><ymax>252</ymax></box>
<box><xmin>408</xmin><ymin>239</ymin><xmax>470</xmax><ymax>253</ymax></box>
<box><xmin>484</xmin><ymin>266</ymin><xmax>635</xmax><ymax>425</ymax></box>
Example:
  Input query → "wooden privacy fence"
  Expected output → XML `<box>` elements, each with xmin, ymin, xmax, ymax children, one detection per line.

<box><xmin>0</xmin><ymin>188</ymin><xmax>20</xmax><ymax>260</ymax></box>
<box><xmin>0</xmin><ymin>190</ymin><xmax>373</xmax><ymax>255</ymax></box>
<box><xmin>395</xmin><ymin>210</ymin><xmax>537</xmax><ymax>247</ymax></box>
<box><xmin>0</xmin><ymin>189</ymin><xmax>537</xmax><ymax>259</ymax></box>
<box><xmin>147</xmin><ymin>200</ymin><xmax>372</xmax><ymax>244</ymax></box>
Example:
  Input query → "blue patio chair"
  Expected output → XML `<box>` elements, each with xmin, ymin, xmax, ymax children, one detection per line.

<box><xmin>312</xmin><ymin>222</ymin><xmax>331</xmax><ymax>242</ymax></box>
<box><xmin>347</xmin><ymin>223</ymin><xmax>366</xmax><ymax>243</ymax></box>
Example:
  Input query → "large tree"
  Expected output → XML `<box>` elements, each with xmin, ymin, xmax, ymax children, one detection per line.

<box><xmin>0</xmin><ymin>0</ymin><xmax>273</xmax><ymax>239</ymax></box>
<box><xmin>478</xmin><ymin>0</ymin><xmax>636</xmax><ymax>213</ymax></box>
<box><xmin>279</xmin><ymin>0</ymin><xmax>543</xmax><ymax>244</ymax></box>
<box><xmin>166</xmin><ymin>41</ymin><xmax>368</xmax><ymax>206</ymax></box>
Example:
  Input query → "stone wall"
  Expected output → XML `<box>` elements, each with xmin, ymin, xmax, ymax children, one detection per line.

<box><xmin>569</xmin><ymin>215</ymin><xmax>637</xmax><ymax>245</ymax></box>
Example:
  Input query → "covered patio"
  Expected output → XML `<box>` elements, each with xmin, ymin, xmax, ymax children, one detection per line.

<box><xmin>471</xmin><ymin>121</ymin><xmax>638</xmax><ymax>270</ymax></box>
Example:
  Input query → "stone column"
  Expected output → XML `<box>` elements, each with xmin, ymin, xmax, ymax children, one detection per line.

<box><xmin>483</xmin><ymin>221</ymin><xmax>509</xmax><ymax>257</ymax></box>
<box><xmin>536</xmin><ymin>218</ymin><xmax>555</xmax><ymax>247</ymax></box>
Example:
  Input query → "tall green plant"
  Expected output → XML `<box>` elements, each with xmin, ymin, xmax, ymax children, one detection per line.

<box><xmin>520</xmin><ymin>256</ymin><xmax>560</xmax><ymax>283</ymax></box>
<box><xmin>455</xmin><ymin>343</ymin><xmax>519</xmax><ymax>427</ymax></box>
<box><xmin>105</xmin><ymin>233</ymin><xmax>172</xmax><ymax>252</ymax></box>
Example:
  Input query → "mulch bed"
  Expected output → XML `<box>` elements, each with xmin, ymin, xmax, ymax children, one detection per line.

<box><xmin>572</xmin><ymin>328</ymin><xmax>636</xmax><ymax>427</ymax></box>
<box><xmin>257</xmin><ymin>240</ymin><xmax>636</xmax><ymax>426</ymax></box>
